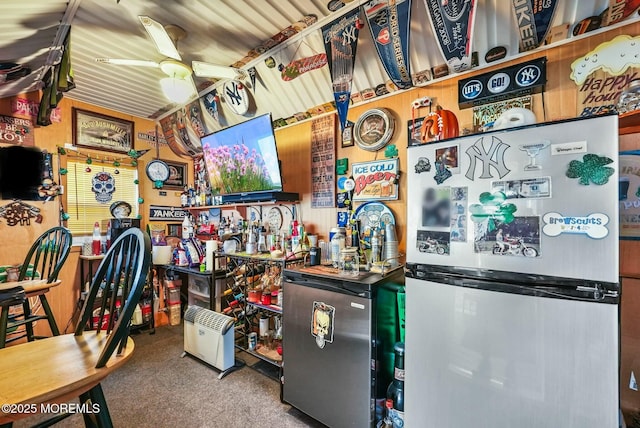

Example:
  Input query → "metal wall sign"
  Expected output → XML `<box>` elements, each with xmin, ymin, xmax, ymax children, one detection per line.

<box><xmin>149</xmin><ymin>205</ymin><xmax>188</xmax><ymax>221</ymax></box>
<box><xmin>458</xmin><ymin>57</ymin><xmax>546</xmax><ymax>109</ymax></box>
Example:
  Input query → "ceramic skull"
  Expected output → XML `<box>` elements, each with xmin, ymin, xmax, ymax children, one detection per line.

<box><xmin>92</xmin><ymin>172</ymin><xmax>115</xmax><ymax>203</ymax></box>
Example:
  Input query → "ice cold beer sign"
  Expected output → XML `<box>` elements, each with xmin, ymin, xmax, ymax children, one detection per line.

<box><xmin>352</xmin><ymin>159</ymin><xmax>399</xmax><ymax>201</ymax></box>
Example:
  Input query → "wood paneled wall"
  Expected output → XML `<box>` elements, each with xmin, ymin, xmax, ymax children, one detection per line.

<box><xmin>0</xmin><ymin>96</ymin><xmax>186</xmax><ymax>335</ymax></box>
<box><xmin>276</xmin><ymin>20</ymin><xmax>640</xmax><ymax>266</ymax></box>
<box><xmin>0</xmin><ymin>19</ymin><xmax>639</xmax><ymax>338</ymax></box>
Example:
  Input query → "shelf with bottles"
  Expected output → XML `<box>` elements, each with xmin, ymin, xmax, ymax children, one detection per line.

<box><xmin>221</xmin><ymin>252</ymin><xmax>300</xmax><ymax>368</ymax></box>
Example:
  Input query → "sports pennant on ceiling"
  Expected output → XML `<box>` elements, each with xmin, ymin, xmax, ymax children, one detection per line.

<box><xmin>362</xmin><ymin>0</ymin><xmax>413</xmax><ymax>90</ymax></box>
<box><xmin>424</xmin><ymin>0</ymin><xmax>477</xmax><ymax>73</ymax></box>
<box><xmin>511</xmin><ymin>0</ymin><xmax>559</xmax><ymax>52</ymax></box>
<box><xmin>322</xmin><ymin>8</ymin><xmax>362</xmax><ymax>130</ymax></box>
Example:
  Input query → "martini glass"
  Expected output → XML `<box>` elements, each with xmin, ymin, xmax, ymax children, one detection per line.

<box><xmin>519</xmin><ymin>140</ymin><xmax>550</xmax><ymax>171</ymax></box>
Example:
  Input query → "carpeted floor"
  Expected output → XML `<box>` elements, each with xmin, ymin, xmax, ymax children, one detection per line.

<box><xmin>14</xmin><ymin>324</ymin><xmax>326</xmax><ymax>428</ymax></box>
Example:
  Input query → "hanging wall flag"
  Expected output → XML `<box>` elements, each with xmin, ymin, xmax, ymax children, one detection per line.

<box><xmin>362</xmin><ymin>0</ymin><xmax>413</xmax><ymax>90</ymax></box>
<box><xmin>423</xmin><ymin>0</ymin><xmax>477</xmax><ymax>74</ymax></box>
<box><xmin>186</xmin><ymin>99</ymin><xmax>208</xmax><ymax>138</ymax></box>
<box><xmin>200</xmin><ymin>87</ymin><xmax>224</xmax><ymax>130</ymax></box>
<box><xmin>322</xmin><ymin>9</ymin><xmax>362</xmax><ymax>130</ymax></box>
<box><xmin>511</xmin><ymin>0</ymin><xmax>559</xmax><ymax>52</ymax></box>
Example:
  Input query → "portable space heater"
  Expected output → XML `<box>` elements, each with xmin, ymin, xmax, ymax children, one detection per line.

<box><xmin>183</xmin><ymin>306</ymin><xmax>235</xmax><ymax>377</ymax></box>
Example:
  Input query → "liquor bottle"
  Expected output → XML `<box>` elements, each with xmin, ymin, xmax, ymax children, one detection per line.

<box><xmin>92</xmin><ymin>222</ymin><xmax>102</xmax><ymax>255</ymax></box>
<box><xmin>386</xmin><ymin>341</ymin><xmax>405</xmax><ymax>428</ymax></box>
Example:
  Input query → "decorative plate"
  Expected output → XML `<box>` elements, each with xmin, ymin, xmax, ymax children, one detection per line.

<box><xmin>353</xmin><ymin>108</ymin><xmax>395</xmax><ymax>151</ymax></box>
<box><xmin>110</xmin><ymin>201</ymin><xmax>132</xmax><ymax>219</ymax></box>
<box><xmin>353</xmin><ymin>201</ymin><xmax>395</xmax><ymax>232</ymax></box>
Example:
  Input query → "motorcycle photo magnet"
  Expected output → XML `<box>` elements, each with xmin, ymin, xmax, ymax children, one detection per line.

<box><xmin>416</xmin><ymin>230</ymin><xmax>450</xmax><ymax>255</ymax></box>
<box><xmin>474</xmin><ymin>216</ymin><xmax>541</xmax><ymax>257</ymax></box>
<box><xmin>311</xmin><ymin>301</ymin><xmax>336</xmax><ymax>349</ymax></box>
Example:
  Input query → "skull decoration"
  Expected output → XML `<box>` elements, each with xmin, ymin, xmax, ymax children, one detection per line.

<box><xmin>312</xmin><ymin>302</ymin><xmax>335</xmax><ymax>349</ymax></box>
<box><xmin>91</xmin><ymin>172</ymin><xmax>116</xmax><ymax>203</ymax></box>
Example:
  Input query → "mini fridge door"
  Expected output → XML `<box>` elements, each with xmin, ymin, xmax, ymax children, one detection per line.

<box><xmin>283</xmin><ymin>279</ymin><xmax>374</xmax><ymax>428</ymax></box>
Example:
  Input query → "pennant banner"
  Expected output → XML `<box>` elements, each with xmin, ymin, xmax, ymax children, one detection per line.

<box><xmin>511</xmin><ymin>0</ymin><xmax>559</xmax><ymax>52</ymax></box>
<box><xmin>424</xmin><ymin>0</ymin><xmax>477</xmax><ymax>73</ymax></box>
<box><xmin>363</xmin><ymin>0</ymin><xmax>413</xmax><ymax>90</ymax></box>
<box><xmin>322</xmin><ymin>9</ymin><xmax>362</xmax><ymax>130</ymax></box>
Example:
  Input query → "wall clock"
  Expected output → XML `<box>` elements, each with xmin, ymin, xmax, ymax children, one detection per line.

<box><xmin>353</xmin><ymin>108</ymin><xmax>395</xmax><ymax>151</ymax></box>
<box><xmin>267</xmin><ymin>206</ymin><xmax>283</xmax><ymax>233</ymax></box>
<box><xmin>146</xmin><ymin>159</ymin><xmax>170</xmax><ymax>182</ymax></box>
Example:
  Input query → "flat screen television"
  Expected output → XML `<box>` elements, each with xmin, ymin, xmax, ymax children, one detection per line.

<box><xmin>201</xmin><ymin>113</ymin><xmax>283</xmax><ymax>197</ymax></box>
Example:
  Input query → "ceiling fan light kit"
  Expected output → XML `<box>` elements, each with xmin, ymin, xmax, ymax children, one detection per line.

<box><xmin>95</xmin><ymin>14</ymin><xmax>255</xmax><ymax>110</ymax></box>
<box><xmin>160</xmin><ymin>77</ymin><xmax>195</xmax><ymax>104</ymax></box>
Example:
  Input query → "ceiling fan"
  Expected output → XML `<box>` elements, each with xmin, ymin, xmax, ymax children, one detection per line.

<box><xmin>96</xmin><ymin>16</ymin><xmax>247</xmax><ymax>103</ymax></box>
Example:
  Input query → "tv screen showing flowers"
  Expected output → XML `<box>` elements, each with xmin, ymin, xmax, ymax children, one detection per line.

<box><xmin>201</xmin><ymin>113</ymin><xmax>283</xmax><ymax>196</ymax></box>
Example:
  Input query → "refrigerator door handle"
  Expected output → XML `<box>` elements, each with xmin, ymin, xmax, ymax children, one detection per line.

<box><xmin>575</xmin><ymin>283</ymin><xmax>618</xmax><ymax>301</ymax></box>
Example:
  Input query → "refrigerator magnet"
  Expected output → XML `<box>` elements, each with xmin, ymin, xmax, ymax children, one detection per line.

<box><xmin>311</xmin><ymin>301</ymin><xmax>335</xmax><ymax>349</ymax></box>
<box><xmin>414</xmin><ymin>157</ymin><xmax>431</xmax><ymax>173</ymax></box>
<box><xmin>565</xmin><ymin>154</ymin><xmax>614</xmax><ymax>185</ymax></box>
<box><xmin>542</xmin><ymin>212</ymin><xmax>609</xmax><ymax>239</ymax></box>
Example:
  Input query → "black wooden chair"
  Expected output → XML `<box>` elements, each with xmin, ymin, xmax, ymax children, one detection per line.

<box><xmin>0</xmin><ymin>228</ymin><xmax>152</xmax><ymax>427</ymax></box>
<box><xmin>0</xmin><ymin>226</ymin><xmax>72</xmax><ymax>347</ymax></box>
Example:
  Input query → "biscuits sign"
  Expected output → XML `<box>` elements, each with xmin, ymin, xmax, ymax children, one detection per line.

<box><xmin>542</xmin><ymin>212</ymin><xmax>609</xmax><ymax>239</ymax></box>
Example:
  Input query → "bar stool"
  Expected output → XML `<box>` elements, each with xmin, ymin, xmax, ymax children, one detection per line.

<box><xmin>0</xmin><ymin>226</ymin><xmax>72</xmax><ymax>347</ymax></box>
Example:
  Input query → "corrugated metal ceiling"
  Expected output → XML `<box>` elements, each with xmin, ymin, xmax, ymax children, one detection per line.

<box><xmin>1</xmin><ymin>0</ymin><xmax>637</xmax><ymax>128</ymax></box>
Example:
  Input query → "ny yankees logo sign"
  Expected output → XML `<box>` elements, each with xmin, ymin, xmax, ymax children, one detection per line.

<box><xmin>223</xmin><ymin>80</ymin><xmax>249</xmax><ymax>115</ymax></box>
<box><xmin>465</xmin><ymin>136</ymin><xmax>511</xmax><ymax>180</ymax></box>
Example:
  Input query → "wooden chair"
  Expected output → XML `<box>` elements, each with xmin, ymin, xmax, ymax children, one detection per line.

<box><xmin>0</xmin><ymin>228</ymin><xmax>151</xmax><ymax>427</ymax></box>
<box><xmin>0</xmin><ymin>226</ymin><xmax>72</xmax><ymax>347</ymax></box>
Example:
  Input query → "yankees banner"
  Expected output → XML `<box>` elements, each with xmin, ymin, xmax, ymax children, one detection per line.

<box><xmin>362</xmin><ymin>0</ymin><xmax>413</xmax><ymax>90</ymax></box>
<box><xmin>511</xmin><ymin>0</ymin><xmax>559</xmax><ymax>52</ymax></box>
<box><xmin>424</xmin><ymin>0</ymin><xmax>477</xmax><ymax>73</ymax></box>
<box><xmin>322</xmin><ymin>8</ymin><xmax>362</xmax><ymax>130</ymax></box>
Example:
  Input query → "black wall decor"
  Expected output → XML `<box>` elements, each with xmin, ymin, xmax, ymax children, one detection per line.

<box><xmin>458</xmin><ymin>57</ymin><xmax>547</xmax><ymax>109</ymax></box>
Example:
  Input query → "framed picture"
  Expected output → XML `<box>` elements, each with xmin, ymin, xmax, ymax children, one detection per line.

<box><xmin>72</xmin><ymin>108</ymin><xmax>134</xmax><ymax>153</ymax></box>
<box><xmin>341</xmin><ymin>123</ymin><xmax>354</xmax><ymax>148</ymax></box>
<box><xmin>164</xmin><ymin>160</ymin><xmax>187</xmax><ymax>190</ymax></box>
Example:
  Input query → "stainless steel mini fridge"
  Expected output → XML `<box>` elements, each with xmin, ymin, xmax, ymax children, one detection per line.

<box><xmin>282</xmin><ymin>265</ymin><xmax>404</xmax><ymax>428</ymax></box>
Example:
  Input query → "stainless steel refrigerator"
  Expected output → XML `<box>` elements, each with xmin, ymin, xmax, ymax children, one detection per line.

<box><xmin>405</xmin><ymin>114</ymin><xmax>620</xmax><ymax>427</ymax></box>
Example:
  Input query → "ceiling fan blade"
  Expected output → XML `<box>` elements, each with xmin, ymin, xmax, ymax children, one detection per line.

<box><xmin>138</xmin><ymin>15</ymin><xmax>182</xmax><ymax>61</ymax></box>
<box><xmin>96</xmin><ymin>58</ymin><xmax>160</xmax><ymax>68</ymax></box>
<box><xmin>192</xmin><ymin>61</ymin><xmax>247</xmax><ymax>81</ymax></box>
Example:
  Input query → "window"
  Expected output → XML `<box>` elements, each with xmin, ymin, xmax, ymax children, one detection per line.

<box><xmin>65</xmin><ymin>160</ymin><xmax>138</xmax><ymax>236</ymax></box>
